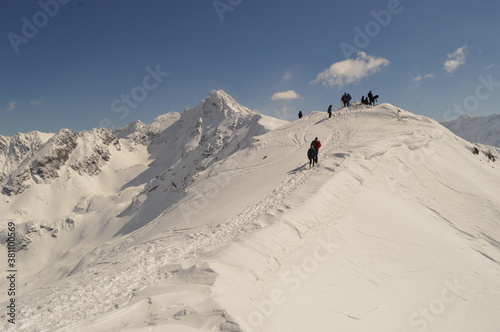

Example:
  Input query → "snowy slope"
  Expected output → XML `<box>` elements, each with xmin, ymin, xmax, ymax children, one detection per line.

<box><xmin>0</xmin><ymin>90</ymin><xmax>285</xmax><ymax>297</ymax></box>
<box><xmin>1</xmin><ymin>96</ymin><xmax>499</xmax><ymax>332</ymax></box>
<box><xmin>441</xmin><ymin>113</ymin><xmax>500</xmax><ymax>147</ymax></box>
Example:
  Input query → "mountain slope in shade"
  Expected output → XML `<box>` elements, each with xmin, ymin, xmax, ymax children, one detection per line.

<box><xmin>0</xmin><ymin>97</ymin><xmax>499</xmax><ymax>332</ymax></box>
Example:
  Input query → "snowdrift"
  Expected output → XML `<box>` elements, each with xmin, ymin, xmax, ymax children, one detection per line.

<box><xmin>0</xmin><ymin>93</ymin><xmax>499</xmax><ymax>332</ymax></box>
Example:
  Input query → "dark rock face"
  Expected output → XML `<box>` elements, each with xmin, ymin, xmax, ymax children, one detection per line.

<box><xmin>31</xmin><ymin>129</ymin><xmax>78</xmax><ymax>183</ymax></box>
<box><xmin>0</xmin><ymin>131</ymin><xmax>49</xmax><ymax>184</ymax></box>
<box><xmin>1</xmin><ymin>128</ymin><xmax>123</xmax><ymax>196</ymax></box>
<box><xmin>2</xmin><ymin>129</ymin><xmax>78</xmax><ymax>196</ymax></box>
<box><xmin>70</xmin><ymin>129</ymin><xmax>118</xmax><ymax>176</ymax></box>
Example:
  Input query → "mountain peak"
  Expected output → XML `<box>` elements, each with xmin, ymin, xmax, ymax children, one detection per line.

<box><xmin>207</xmin><ymin>89</ymin><xmax>232</xmax><ymax>100</ymax></box>
<box><xmin>189</xmin><ymin>90</ymin><xmax>255</xmax><ymax>118</ymax></box>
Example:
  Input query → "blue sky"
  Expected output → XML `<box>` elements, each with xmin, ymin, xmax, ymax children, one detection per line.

<box><xmin>1</xmin><ymin>0</ymin><xmax>500</xmax><ymax>136</ymax></box>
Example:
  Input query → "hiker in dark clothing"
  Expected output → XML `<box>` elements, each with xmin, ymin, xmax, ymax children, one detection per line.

<box><xmin>368</xmin><ymin>91</ymin><xmax>374</xmax><ymax>106</ymax></box>
<box><xmin>307</xmin><ymin>147</ymin><xmax>317</xmax><ymax>167</ymax></box>
<box><xmin>310</xmin><ymin>137</ymin><xmax>321</xmax><ymax>164</ymax></box>
<box><xmin>298</xmin><ymin>111</ymin><xmax>303</xmax><ymax>119</ymax></box>
<box><xmin>327</xmin><ymin>105</ymin><xmax>332</xmax><ymax>118</ymax></box>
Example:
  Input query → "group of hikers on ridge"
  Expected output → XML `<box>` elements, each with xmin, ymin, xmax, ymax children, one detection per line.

<box><xmin>300</xmin><ymin>90</ymin><xmax>379</xmax><ymax>167</ymax></box>
<box><xmin>361</xmin><ymin>90</ymin><xmax>378</xmax><ymax>106</ymax></box>
<box><xmin>298</xmin><ymin>90</ymin><xmax>380</xmax><ymax>120</ymax></box>
<box><xmin>341</xmin><ymin>93</ymin><xmax>352</xmax><ymax>107</ymax></box>
<box><xmin>342</xmin><ymin>91</ymin><xmax>379</xmax><ymax>108</ymax></box>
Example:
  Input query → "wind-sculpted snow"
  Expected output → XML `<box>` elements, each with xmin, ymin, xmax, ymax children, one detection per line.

<box><xmin>0</xmin><ymin>95</ymin><xmax>499</xmax><ymax>332</ymax></box>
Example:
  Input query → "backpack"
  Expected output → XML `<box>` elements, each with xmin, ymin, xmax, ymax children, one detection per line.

<box><xmin>316</xmin><ymin>140</ymin><xmax>322</xmax><ymax>149</ymax></box>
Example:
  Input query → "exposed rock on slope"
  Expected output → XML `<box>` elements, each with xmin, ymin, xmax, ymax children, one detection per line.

<box><xmin>2</xmin><ymin>129</ymin><xmax>78</xmax><ymax>195</ymax></box>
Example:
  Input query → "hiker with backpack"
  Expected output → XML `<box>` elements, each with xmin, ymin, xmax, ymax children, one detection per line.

<box><xmin>341</xmin><ymin>93</ymin><xmax>347</xmax><ymax>108</ymax></box>
<box><xmin>341</xmin><ymin>93</ymin><xmax>352</xmax><ymax>108</ymax></box>
<box><xmin>310</xmin><ymin>137</ymin><xmax>321</xmax><ymax>165</ymax></box>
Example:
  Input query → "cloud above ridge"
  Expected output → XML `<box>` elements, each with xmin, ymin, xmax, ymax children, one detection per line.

<box><xmin>443</xmin><ymin>45</ymin><xmax>467</xmax><ymax>74</ymax></box>
<box><xmin>412</xmin><ymin>73</ymin><xmax>436</xmax><ymax>82</ymax></box>
<box><xmin>271</xmin><ymin>90</ymin><xmax>303</xmax><ymax>101</ymax></box>
<box><xmin>311</xmin><ymin>52</ymin><xmax>389</xmax><ymax>87</ymax></box>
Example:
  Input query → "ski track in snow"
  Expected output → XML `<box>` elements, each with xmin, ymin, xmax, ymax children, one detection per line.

<box><xmin>10</xmin><ymin>110</ymin><xmax>359</xmax><ymax>331</ymax></box>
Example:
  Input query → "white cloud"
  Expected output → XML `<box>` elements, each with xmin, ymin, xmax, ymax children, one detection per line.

<box><xmin>283</xmin><ymin>70</ymin><xmax>292</xmax><ymax>81</ymax></box>
<box><xmin>271</xmin><ymin>90</ymin><xmax>303</xmax><ymax>101</ymax></box>
<box><xmin>412</xmin><ymin>73</ymin><xmax>436</xmax><ymax>82</ymax></box>
<box><xmin>29</xmin><ymin>96</ymin><xmax>46</xmax><ymax>107</ymax></box>
<box><xmin>311</xmin><ymin>52</ymin><xmax>390</xmax><ymax>87</ymax></box>
<box><xmin>443</xmin><ymin>45</ymin><xmax>467</xmax><ymax>74</ymax></box>
<box><xmin>6</xmin><ymin>101</ymin><xmax>16</xmax><ymax>113</ymax></box>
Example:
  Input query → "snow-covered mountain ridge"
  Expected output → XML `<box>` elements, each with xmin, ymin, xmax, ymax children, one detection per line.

<box><xmin>0</xmin><ymin>92</ymin><xmax>499</xmax><ymax>332</ymax></box>
<box><xmin>0</xmin><ymin>131</ymin><xmax>53</xmax><ymax>185</ymax></box>
<box><xmin>0</xmin><ymin>90</ymin><xmax>284</xmax><ymax>286</ymax></box>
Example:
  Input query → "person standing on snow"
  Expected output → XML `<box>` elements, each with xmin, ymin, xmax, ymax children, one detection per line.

<box><xmin>298</xmin><ymin>111</ymin><xmax>303</xmax><ymax>119</ymax></box>
<box><xmin>341</xmin><ymin>93</ymin><xmax>347</xmax><ymax>108</ymax></box>
<box><xmin>327</xmin><ymin>105</ymin><xmax>332</xmax><ymax>118</ymax></box>
<box><xmin>310</xmin><ymin>137</ymin><xmax>322</xmax><ymax>164</ymax></box>
<box><xmin>368</xmin><ymin>91</ymin><xmax>374</xmax><ymax>106</ymax></box>
<box><xmin>307</xmin><ymin>147</ymin><xmax>317</xmax><ymax>167</ymax></box>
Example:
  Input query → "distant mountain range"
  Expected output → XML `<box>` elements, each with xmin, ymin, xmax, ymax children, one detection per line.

<box><xmin>441</xmin><ymin>113</ymin><xmax>500</xmax><ymax>147</ymax></box>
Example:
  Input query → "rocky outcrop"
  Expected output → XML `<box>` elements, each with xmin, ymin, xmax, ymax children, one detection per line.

<box><xmin>2</xmin><ymin>129</ymin><xmax>78</xmax><ymax>195</ymax></box>
<box><xmin>0</xmin><ymin>131</ymin><xmax>51</xmax><ymax>183</ymax></box>
<box><xmin>70</xmin><ymin>129</ymin><xmax>119</xmax><ymax>176</ymax></box>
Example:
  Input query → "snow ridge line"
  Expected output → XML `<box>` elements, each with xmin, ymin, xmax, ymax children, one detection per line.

<box><xmin>174</xmin><ymin>111</ymin><xmax>358</xmax><ymax>259</ymax></box>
